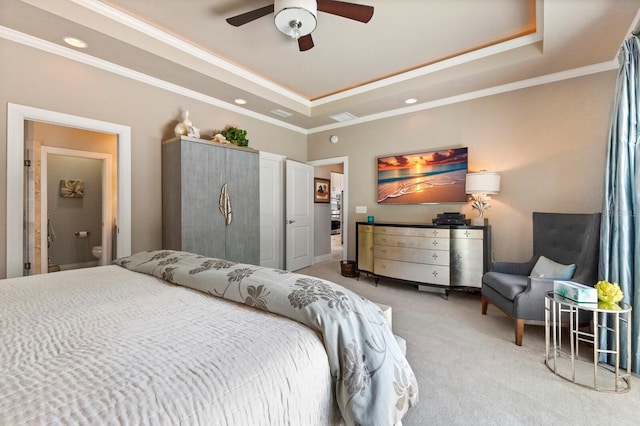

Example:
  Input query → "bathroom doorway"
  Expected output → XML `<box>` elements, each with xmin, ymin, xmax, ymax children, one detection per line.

<box><xmin>6</xmin><ymin>103</ymin><xmax>131</xmax><ymax>278</ymax></box>
<box><xmin>40</xmin><ymin>148</ymin><xmax>112</xmax><ymax>272</ymax></box>
<box><xmin>22</xmin><ymin>120</ymin><xmax>116</xmax><ymax>275</ymax></box>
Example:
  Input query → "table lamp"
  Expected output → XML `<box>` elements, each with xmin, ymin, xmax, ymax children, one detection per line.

<box><xmin>465</xmin><ymin>171</ymin><xmax>501</xmax><ymax>225</ymax></box>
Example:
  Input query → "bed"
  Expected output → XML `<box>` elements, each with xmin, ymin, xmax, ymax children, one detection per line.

<box><xmin>1</xmin><ymin>250</ymin><xmax>418</xmax><ymax>425</ymax></box>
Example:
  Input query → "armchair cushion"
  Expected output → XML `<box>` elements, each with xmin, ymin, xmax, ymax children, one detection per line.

<box><xmin>483</xmin><ymin>272</ymin><xmax>528</xmax><ymax>301</ymax></box>
<box><xmin>530</xmin><ymin>255</ymin><xmax>576</xmax><ymax>280</ymax></box>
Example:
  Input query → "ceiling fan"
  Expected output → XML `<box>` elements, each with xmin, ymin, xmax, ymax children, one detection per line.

<box><xmin>226</xmin><ymin>0</ymin><xmax>374</xmax><ymax>52</ymax></box>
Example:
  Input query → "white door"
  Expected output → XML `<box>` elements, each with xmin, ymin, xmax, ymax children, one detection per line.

<box><xmin>259</xmin><ymin>152</ymin><xmax>284</xmax><ymax>269</ymax></box>
<box><xmin>285</xmin><ymin>160</ymin><xmax>313</xmax><ymax>271</ymax></box>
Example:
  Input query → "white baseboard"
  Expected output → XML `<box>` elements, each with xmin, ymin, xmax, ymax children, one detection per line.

<box><xmin>59</xmin><ymin>261</ymin><xmax>99</xmax><ymax>271</ymax></box>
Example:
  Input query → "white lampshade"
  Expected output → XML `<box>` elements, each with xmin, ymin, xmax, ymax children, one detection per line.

<box><xmin>465</xmin><ymin>172</ymin><xmax>501</xmax><ymax>194</ymax></box>
<box><xmin>274</xmin><ymin>0</ymin><xmax>317</xmax><ymax>39</ymax></box>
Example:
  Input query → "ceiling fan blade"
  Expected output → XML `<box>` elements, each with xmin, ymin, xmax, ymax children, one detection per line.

<box><xmin>317</xmin><ymin>0</ymin><xmax>374</xmax><ymax>23</ymax></box>
<box><xmin>298</xmin><ymin>34</ymin><xmax>314</xmax><ymax>51</ymax></box>
<box><xmin>226</xmin><ymin>4</ymin><xmax>274</xmax><ymax>27</ymax></box>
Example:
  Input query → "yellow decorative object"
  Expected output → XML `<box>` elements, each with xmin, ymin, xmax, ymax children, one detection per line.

<box><xmin>594</xmin><ymin>280</ymin><xmax>624</xmax><ymax>303</ymax></box>
<box><xmin>598</xmin><ymin>301</ymin><xmax>622</xmax><ymax>311</ymax></box>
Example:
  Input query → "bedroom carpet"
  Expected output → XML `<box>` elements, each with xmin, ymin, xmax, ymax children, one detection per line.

<box><xmin>297</xmin><ymin>258</ymin><xmax>640</xmax><ymax>426</ymax></box>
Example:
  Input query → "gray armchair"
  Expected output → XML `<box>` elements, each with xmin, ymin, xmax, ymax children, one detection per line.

<box><xmin>481</xmin><ymin>212</ymin><xmax>601</xmax><ymax>345</ymax></box>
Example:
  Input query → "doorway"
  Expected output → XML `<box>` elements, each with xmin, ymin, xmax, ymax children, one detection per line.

<box><xmin>6</xmin><ymin>103</ymin><xmax>131</xmax><ymax>278</ymax></box>
<box><xmin>308</xmin><ymin>157</ymin><xmax>349</xmax><ymax>263</ymax></box>
<box><xmin>39</xmin><ymin>148</ymin><xmax>112</xmax><ymax>273</ymax></box>
<box><xmin>330</xmin><ymin>171</ymin><xmax>344</xmax><ymax>259</ymax></box>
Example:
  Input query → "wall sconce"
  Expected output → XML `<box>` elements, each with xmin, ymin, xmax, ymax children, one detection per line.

<box><xmin>465</xmin><ymin>171</ymin><xmax>501</xmax><ymax>225</ymax></box>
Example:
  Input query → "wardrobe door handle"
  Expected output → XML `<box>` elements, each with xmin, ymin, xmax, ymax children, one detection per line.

<box><xmin>219</xmin><ymin>183</ymin><xmax>232</xmax><ymax>225</ymax></box>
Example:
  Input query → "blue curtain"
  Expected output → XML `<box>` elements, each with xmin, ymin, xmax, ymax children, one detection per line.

<box><xmin>600</xmin><ymin>35</ymin><xmax>640</xmax><ymax>373</ymax></box>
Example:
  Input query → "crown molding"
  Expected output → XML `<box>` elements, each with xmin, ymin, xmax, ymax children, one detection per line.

<box><xmin>307</xmin><ymin>60</ymin><xmax>619</xmax><ymax>134</ymax></box>
<box><xmin>0</xmin><ymin>25</ymin><xmax>307</xmax><ymax>134</ymax></box>
<box><xmin>1</xmin><ymin>23</ymin><xmax>619</xmax><ymax>135</ymax></box>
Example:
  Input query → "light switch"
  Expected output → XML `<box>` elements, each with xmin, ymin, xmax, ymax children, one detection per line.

<box><xmin>355</xmin><ymin>206</ymin><xmax>367</xmax><ymax>214</ymax></box>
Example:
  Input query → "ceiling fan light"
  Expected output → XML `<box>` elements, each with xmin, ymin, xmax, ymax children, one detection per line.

<box><xmin>274</xmin><ymin>0</ymin><xmax>317</xmax><ymax>39</ymax></box>
<box><xmin>289</xmin><ymin>21</ymin><xmax>302</xmax><ymax>40</ymax></box>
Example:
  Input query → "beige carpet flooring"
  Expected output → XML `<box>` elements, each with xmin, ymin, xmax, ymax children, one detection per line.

<box><xmin>297</xmin><ymin>257</ymin><xmax>639</xmax><ymax>426</ymax></box>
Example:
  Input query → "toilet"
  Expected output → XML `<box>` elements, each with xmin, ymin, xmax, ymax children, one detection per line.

<box><xmin>92</xmin><ymin>246</ymin><xmax>103</xmax><ymax>260</ymax></box>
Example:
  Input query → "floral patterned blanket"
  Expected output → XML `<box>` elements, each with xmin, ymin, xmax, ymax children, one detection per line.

<box><xmin>114</xmin><ymin>250</ymin><xmax>418</xmax><ymax>426</ymax></box>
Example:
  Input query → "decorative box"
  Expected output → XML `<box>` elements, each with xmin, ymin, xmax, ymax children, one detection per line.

<box><xmin>553</xmin><ymin>280</ymin><xmax>597</xmax><ymax>303</ymax></box>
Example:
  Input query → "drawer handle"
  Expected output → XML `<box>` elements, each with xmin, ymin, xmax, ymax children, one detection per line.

<box><xmin>432</xmin><ymin>270</ymin><xmax>439</xmax><ymax>277</ymax></box>
<box><xmin>455</xmin><ymin>254</ymin><xmax>462</xmax><ymax>262</ymax></box>
<box><xmin>432</xmin><ymin>230</ymin><xmax>438</xmax><ymax>236</ymax></box>
<box><xmin>432</xmin><ymin>240</ymin><xmax>439</xmax><ymax>247</ymax></box>
<box><xmin>464</xmin><ymin>231</ymin><xmax>471</xmax><ymax>237</ymax></box>
<box><xmin>432</xmin><ymin>253</ymin><xmax>439</xmax><ymax>260</ymax></box>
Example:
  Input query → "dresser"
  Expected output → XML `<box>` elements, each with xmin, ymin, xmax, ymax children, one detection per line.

<box><xmin>162</xmin><ymin>136</ymin><xmax>259</xmax><ymax>264</ymax></box>
<box><xmin>356</xmin><ymin>222</ymin><xmax>489</xmax><ymax>293</ymax></box>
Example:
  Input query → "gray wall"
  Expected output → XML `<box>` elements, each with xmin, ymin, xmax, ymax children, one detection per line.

<box><xmin>0</xmin><ymin>38</ymin><xmax>618</xmax><ymax>277</ymax></box>
<box><xmin>308</xmin><ymin>71</ymin><xmax>617</xmax><ymax>264</ymax></box>
<box><xmin>47</xmin><ymin>155</ymin><xmax>102</xmax><ymax>266</ymax></box>
<box><xmin>0</xmin><ymin>38</ymin><xmax>306</xmax><ymax>278</ymax></box>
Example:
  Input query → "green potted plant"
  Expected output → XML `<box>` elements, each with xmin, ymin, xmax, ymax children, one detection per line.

<box><xmin>219</xmin><ymin>126</ymin><xmax>249</xmax><ymax>147</ymax></box>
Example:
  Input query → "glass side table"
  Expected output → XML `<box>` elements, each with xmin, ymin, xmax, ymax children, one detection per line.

<box><xmin>544</xmin><ymin>291</ymin><xmax>632</xmax><ymax>393</ymax></box>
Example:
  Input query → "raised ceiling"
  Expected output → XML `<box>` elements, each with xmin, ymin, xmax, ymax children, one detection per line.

<box><xmin>2</xmin><ymin>0</ymin><xmax>640</xmax><ymax>132</ymax></box>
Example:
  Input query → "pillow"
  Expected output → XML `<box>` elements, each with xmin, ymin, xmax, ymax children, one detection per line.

<box><xmin>530</xmin><ymin>255</ymin><xmax>576</xmax><ymax>280</ymax></box>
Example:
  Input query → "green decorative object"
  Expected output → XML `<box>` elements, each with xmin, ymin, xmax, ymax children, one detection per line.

<box><xmin>218</xmin><ymin>126</ymin><xmax>249</xmax><ymax>147</ymax></box>
<box><xmin>594</xmin><ymin>280</ymin><xmax>624</xmax><ymax>303</ymax></box>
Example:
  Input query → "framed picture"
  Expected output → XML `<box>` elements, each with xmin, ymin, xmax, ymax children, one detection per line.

<box><xmin>314</xmin><ymin>178</ymin><xmax>330</xmax><ymax>203</ymax></box>
<box><xmin>60</xmin><ymin>179</ymin><xmax>85</xmax><ymax>198</ymax></box>
<box><xmin>377</xmin><ymin>147</ymin><xmax>468</xmax><ymax>204</ymax></box>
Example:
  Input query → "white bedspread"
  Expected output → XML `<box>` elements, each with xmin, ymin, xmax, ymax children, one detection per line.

<box><xmin>115</xmin><ymin>251</ymin><xmax>418</xmax><ymax>425</ymax></box>
<box><xmin>0</xmin><ymin>266</ymin><xmax>337</xmax><ymax>425</ymax></box>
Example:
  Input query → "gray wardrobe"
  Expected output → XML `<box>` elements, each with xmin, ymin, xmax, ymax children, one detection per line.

<box><xmin>162</xmin><ymin>136</ymin><xmax>259</xmax><ymax>264</ymax></box>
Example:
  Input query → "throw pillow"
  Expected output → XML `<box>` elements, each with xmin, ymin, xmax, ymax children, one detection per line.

<box><xmin>530</xmin><ymin>255</ymin><xmax>576</xmax><ymax>280</ymax></box>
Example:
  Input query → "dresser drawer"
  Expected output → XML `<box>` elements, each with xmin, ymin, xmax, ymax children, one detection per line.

<box><xmin>374</xmin><ymin>245</ymin><xmax>449</xmax><ymax>266</ymax></box>
<box><xmin>451</xmin><ymin>229</ymin><xmax>484</xmax><ymax>239</ymax></box>
<box><xmin>358</xmin><ymin>224</ymin><xmax>375</xmax><ymax>233</ymax></box>
<box><xmin>451</xmin><ymin>266</ymin><xmax>483</xmax><ymax>288</ymax></box>
<box><xmin>375</xmin><ymin>226</ymin><xmax>447</xmax><ymax>239</ymax></box>
<box><xmin>374</xmin><ymin>258</ymin><xmax>450</xmax><ymax>285</ymax></box>
<box><xmin>374</xmin><ymin>234</ymin><xmax>450</xmax><ymax>251</ymax></box>
<box><xmin>450</xmin><ymin>236</ymin><xmax>485</xmax><ymax>287</ymax></box>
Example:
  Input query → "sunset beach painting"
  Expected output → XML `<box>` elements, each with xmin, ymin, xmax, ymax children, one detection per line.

<box><xmin>377</xmin><ymin>147</ymin><xmax>468</xmax><ymax>204</ymax></box>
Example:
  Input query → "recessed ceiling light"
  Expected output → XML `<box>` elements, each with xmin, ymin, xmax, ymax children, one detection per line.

<box><xmin>63</xmin><ymin>37</ymin><xmax>88</xmax><ymax>49</ymax></box>
<box><xmin>234</xmin><ymin>99</ymin><xmax>247</xmax><ymax>105</ymax></box>
<box><xmin>405</xmin><ymin>98</ymin><xmax>418</xmax><ymax>104</ymax></box>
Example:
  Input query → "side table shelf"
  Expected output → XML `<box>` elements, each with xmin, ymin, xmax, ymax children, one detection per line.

<box><xmin>544</xmin><ymin>292</ymin><xmax>632</xmax><ymax>393</ymax></box>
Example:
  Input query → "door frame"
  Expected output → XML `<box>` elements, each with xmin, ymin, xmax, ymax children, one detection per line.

<box><xmin>307</xmin><ymin>156</ymin><xmax>349</xmax><ymax>261</ymax></box>
<box><xmin>41</xmin><ymin>147</ymin><xmax>112</xmax><ymax>271</ymax></box>
<box><xmin>6</xmin><ymin>103</ymin><xmax>131</xmax><ymax>278</ymax></box>
<box><xmin>259</xmin><ymin>151</ymin><xmax>285</xmax><ymax>269</ymax></box>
